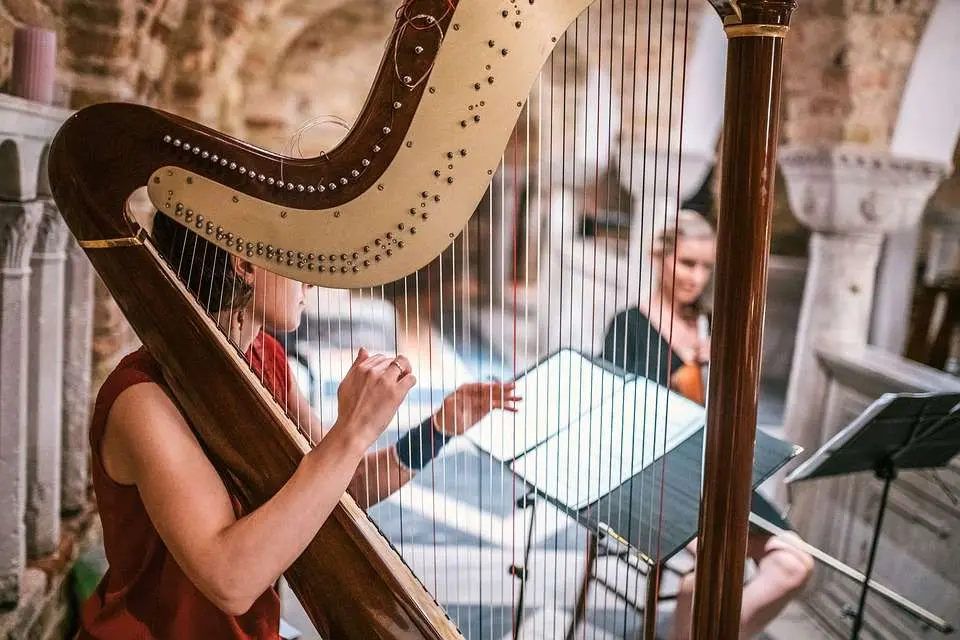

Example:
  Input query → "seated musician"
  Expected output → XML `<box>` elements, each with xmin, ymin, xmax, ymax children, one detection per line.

<box><xmin>601</xmin><ymin>209</ymin><xmax>813</xmax><ymax>640</ymax></box>
<box><xmin>79</xmin><ymin>211</ymin><xmax>519</xmax><ymax>639</ymax></box>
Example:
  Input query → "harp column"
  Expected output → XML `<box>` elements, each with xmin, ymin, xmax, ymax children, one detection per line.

<box><xmin>690</xmin><ymin>2</ymin><xmax>796</xmax><ymax>638</ymax></box>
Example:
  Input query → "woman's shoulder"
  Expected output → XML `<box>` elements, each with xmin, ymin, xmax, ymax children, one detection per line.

<box><xmin>611</xmin><ymin>306</ymin><xmax>652</xmax><ymax>329</ymax></box>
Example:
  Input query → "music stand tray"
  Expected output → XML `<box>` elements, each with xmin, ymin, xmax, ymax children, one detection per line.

<box><xmin>468</xmin><ymin>347</ymin><xmax>800</xmax><ymax>559</ymax></box>
<box><xmin>785</xmin><ymin>392</ymin><xmax>960</xmax><ymax>639</ymax></box>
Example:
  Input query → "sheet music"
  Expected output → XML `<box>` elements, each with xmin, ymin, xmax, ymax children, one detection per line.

<box><xmin>465</xmin><ymin>349</ymin><xmax>627</xmax><ymax>460</ymax></box>
<box><xmin>510</xmin><ymin>378</ymin><xmax>705</xmax><ymax>509</ymax></box>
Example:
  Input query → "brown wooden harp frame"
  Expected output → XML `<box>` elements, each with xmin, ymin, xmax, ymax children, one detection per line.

<box><xmin>48</xmin><ymin>0</ymin><xmax>797</xmax><ymax>637</ymax></box>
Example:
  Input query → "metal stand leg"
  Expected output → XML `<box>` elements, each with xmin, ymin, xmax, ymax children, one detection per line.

<box><xmin>643</xmin><ymin>562</ymin><xmax>662</xmax><ymax>640</ymax></box>
<box><xmin>565</xmin><ymin>532</ymin><xmax>599</xmax><ymax>640</ymax></box>
<box><xmin>850</xmin><ymin>459</ymin><xmax>897</xmax><ymax>640</ymax></box>
<box><xmin>511</xmin><ymin>493</ymin><xmax>538</xmax><ymax>638</ymax></box>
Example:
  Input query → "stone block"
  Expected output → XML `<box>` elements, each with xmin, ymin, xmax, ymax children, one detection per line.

<box><xmin>0</xmin><ymin>568</ymin><xmax>47</xmax><ymax>638</ymax></box>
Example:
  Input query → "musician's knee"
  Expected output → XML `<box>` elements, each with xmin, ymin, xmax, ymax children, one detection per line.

<box><xmin>766</xmin><ymin>546</ymin><xmax>814</xmax><ymax>594</ymax></box>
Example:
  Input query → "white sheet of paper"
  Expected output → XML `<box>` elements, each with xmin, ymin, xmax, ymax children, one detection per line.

<box><xmin>465</xmin><ymin>349</ymin><xmax>626</xmax><ymax>460</ymax></box>
<box><xmin>510</xmin><ymin>379</ymin><xmax>705</xmax><ymax>509</ymax></box>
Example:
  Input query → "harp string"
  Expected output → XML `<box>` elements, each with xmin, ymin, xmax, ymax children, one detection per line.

<box><xmin>153</xmin><ymin>0</ymin><xmax>700</xmax><ymax>628</ymax></box>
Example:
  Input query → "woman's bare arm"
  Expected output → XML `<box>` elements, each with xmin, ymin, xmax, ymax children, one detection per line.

<box><xmin>102</xmin><ymin>349</ymin><xmax>414</xmax><ymax>615</ymax></box>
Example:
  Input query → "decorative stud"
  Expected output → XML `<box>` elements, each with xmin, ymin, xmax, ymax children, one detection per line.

<box><xmin>351</xmin><ymin>170</ymin><xmax>359</xmax><ymax>178</ymax></box>
<box><xmin>183</xmin><ymin>143</ymin><xmax>191</xmax><ymax>151</ymax></box>
<box><xmin>383</xmin><ymin>126</ymin><xmax>392</xmax><ymax>135</ymax></box>
<box><xmin>268</xmin><ymin>177</ymin><xmax>275</xmax><ymax>185</ymax></box>
<box><xmin>229</xmin><ymin>162</ymin><xmax>237</xmax><ymax>170</ymax></box>
<box><xmin>361</xmin><ymin>159</ymin><xmax>370</xmax><ymax>167</ymax></box>
<box><xmin>164</xmin><ymin>135</ymin><xmax>172</xmax><ymax>143</ymax></box>
<box><xmin>211</xmin><ymin>154</ymin><xmax>219</xmax><ymax>162</ymax></box>
<box><xmin>373</xmin><ymin>145</ymin><xmax>382</xmax><ymax>153</ymax></box>
<box><xmin>174</xmin><ymin>139</ymin><xmax>182</xmax><ymax>147</ymax></box>
<box><xmin>220</xmin><ymin>158</ymin><xmax>228</xmax><ymax>166</ymax></box>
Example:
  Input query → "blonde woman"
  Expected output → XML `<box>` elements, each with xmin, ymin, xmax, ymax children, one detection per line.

<box><xmin>602</xmin><ymin>209</ymin><xmax>813</xmax><ymax>639</ymax></box>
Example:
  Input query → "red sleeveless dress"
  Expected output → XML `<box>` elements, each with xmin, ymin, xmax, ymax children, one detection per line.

<box><xmin>79</xmin><ymin>332</ymin><xmax>291</xmax><ymax>639</ymax></box>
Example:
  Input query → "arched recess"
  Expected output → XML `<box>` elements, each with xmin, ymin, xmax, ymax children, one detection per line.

<box><xmin>890</xmin><ymin>0</ymin><xmax>960</xmax><ymax>165</ymax></box>
<box><xmin>871</xmin><ymin>0</ymin><xmax>960</xmax><ymax>353</ymax></box>
<box><xmin>237</xmin><ymin>0</ymin><xmax>395</xmax><ymax>153</ymax></box>
<box><xmin>0</xmin><ymin>138</ymin><xmax>22</xmax><ymax>201</ymax></box>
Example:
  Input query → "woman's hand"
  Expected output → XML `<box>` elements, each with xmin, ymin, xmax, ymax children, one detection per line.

<box><xmin>333</xmin><ymin>348</ymin><xmax>416</xmax><ymax>447</ymax></box>
<box><xmin>434</xmin><ymin>381</ymin><xmax>521</xmax><ymax>436</ymax></box>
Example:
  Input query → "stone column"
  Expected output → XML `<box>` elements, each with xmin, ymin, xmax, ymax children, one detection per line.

<box><xmin>25</xmin><ymin>202</ymin><xmax>68</xmax><ymax>558</ymax></box>
<box><xmin>778</xmin><ymin>147</ymin><xmax>947</xmax><ymax>500</ymax></box>
<box><xmin>60</xmin><ymin>237</ymin><xmax>94</xmax><ymax>515</ymax></box>
<box><xmin>0</xmin><ymin>202</ymin><xmax>42</xmax><ymax>605</ymax></box>
<box><xmin>869</xmin><ymin>227</ymin><xmax>923</xmax><ymax>354</ymax></box>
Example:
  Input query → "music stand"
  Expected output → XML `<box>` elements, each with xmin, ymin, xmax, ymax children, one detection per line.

<box><xmin>785</xmin><ymin>392</ymin><xmax>960</xmax><ymax>640</ymax></box>
<box><xmin>466</xmin><ymin>348</ymin><xmax>800</xmax><ymax>636</ymax></box>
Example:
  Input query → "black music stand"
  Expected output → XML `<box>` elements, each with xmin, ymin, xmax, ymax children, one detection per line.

<box><xmin>466</xmin><ymin>348</ymin><xmax>800</xmax><ymax>637</ymax></box>
<box><xmin>785</xmin><ymin>392</ymin><xmax>960</xmax><ymax>640</ymax></box>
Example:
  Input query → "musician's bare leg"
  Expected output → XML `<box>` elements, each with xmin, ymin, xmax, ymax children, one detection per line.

<box><xmin>669</xmin><ymin>533</ymin><xmax>813</xmax><ymax>640</ymax></box>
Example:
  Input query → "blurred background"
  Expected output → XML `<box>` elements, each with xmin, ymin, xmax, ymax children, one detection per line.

<box><xmin>0</xmin><ymin>0</ymin><xmax>958</xmax><ymax>638</ymax></box>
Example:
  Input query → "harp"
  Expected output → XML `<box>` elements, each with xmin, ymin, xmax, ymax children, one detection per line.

<box><xmin>48</xmin><ymin>0</ymin><xmax>795</xmax><ymax>637</ymax></box>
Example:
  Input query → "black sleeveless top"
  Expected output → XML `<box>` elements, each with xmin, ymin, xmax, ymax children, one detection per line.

<box><xmin>601</xmin><ymin>308</ymin><xmax>684</xmax><ymax>387</ymax></box>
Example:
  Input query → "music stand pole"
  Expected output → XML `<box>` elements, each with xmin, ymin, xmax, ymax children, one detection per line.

<box><xmin>850</xmin><ymin>458</ymin><xmax>896</xmax><ymax>639</ymax></box>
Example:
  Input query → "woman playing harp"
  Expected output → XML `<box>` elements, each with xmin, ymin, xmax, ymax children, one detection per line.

<box><xmin>79</xmin><ymin>210</ymin><xmax>519</xmax><ymax>639</ymax></box>
<box><xmin>601</xmin><ymin>209</ymin><xmax>814</xmax><ymax>640</ymax></box>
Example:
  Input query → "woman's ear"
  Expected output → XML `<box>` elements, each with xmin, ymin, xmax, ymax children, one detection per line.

<box><xmin>232</xmin><ymin>255</ymin><xmax>256</xmax><ymax>283</ymax></box>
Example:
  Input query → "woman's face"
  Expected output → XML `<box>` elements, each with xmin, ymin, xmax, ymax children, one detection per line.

<box><xmin>660</xmin><ymin>237</ymin><xmax>716</xmax><ymax>306</ymax></box>
<box><xmin>248</xmin><ymin>267</ymin><xmax>313</xmax><ymax>333</ymax></box>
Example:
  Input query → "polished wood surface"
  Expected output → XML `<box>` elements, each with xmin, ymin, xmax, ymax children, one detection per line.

<box><xmin>690</xmin><ymin>2</ymin><xmax>796</xmax><ymax>637</ymax></box>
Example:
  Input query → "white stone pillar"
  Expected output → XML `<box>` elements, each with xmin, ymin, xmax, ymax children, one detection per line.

<box><xmin>0</xmin><ymin>201</ymin><xmax>42</xmax><ymax>605</ymax></box>
<box><xmin>60</xmin><ymin>236</ymin><xmax>94</xmax><ymax>515</ymax></box>
<box><xmin>24</xmin><ymin>202</ymin><xmax>68</xmax><ymax>558</ymax></box>
<box><xmin>870</xmin><ymin>227</ymin><xmax>923</xmax><ymax>354</ymax></box>
<box><xmin>779</xmin><ymin>147</ymin><xmax>947</xmax><ymax>486</ymax></box>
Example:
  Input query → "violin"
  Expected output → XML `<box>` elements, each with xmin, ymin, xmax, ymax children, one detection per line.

<box><xmin>669</xmin><ymin>314</ymin><xmax>710</xmax><ymax>405</ymax></box>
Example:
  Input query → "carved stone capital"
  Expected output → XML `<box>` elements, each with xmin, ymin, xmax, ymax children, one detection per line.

<box><xmin>31</xmin><ymin>201</ymin><xmax>68</xmax><ymax>258</ymax></box>
<box><xmin>779</xmin><ymin>146</ymin><xmax>948</xmax><ymax>235</ymax></box>
<box><xmin>0</xmin><ymin>202</ymin><xmax>43</xmax><ymax>273</ymax></box>
<box><xmin>613</xmin><ymin>146</ymin><xmax>716</xmax><ymax>205</ymax></box>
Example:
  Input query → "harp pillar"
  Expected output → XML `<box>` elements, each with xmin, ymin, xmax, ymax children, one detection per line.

<box><xmin>690</xmin><ymin>2</ymin><xmax>796</xmax><ymax>638</ymax></box>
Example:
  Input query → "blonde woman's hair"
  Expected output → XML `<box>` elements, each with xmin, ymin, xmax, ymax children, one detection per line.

<box><xmin>652</xmin><ymin>209</ymin><xmax>715</xmax><ymax>258</ymax></box>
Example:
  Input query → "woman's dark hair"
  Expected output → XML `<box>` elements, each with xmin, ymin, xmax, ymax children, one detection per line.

<box><xmin>151</xmin><ymin>211</ymin><xmax>253</xmax><ymax>313</ymax></box>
